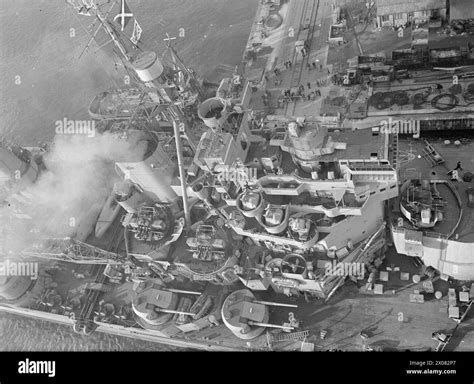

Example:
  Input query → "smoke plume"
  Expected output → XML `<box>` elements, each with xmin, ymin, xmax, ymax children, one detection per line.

<box><xmin>0</xmin><ymin>131</ymin><xmax>147</xmax><ymax>256</ymax></box>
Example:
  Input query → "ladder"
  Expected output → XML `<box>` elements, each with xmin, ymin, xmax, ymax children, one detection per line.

<box><xmin>270</xmin><ymin>330</ymin><xmax>310</xmax><ymax>343</ymax></box>
<box><xmin>390</xmin><ymin>133</ymin><xmax>399</xmax><ymax>170</ymax></box>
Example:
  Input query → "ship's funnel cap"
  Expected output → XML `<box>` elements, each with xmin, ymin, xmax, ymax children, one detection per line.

<box><xmin>198</xmin><ymin>97</ymin><xmax>227</xmax><ymax>129</ymax></box>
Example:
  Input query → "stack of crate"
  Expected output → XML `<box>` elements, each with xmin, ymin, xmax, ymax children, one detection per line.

<box><xmin>448</xmin><ymin>288</ymin><xmax>460</xmax><ymax>320</ymax></box>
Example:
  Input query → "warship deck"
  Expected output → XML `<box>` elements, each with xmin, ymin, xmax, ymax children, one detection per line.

<box><xmin>2</xmin><ymin>0</ymin><xmax>473</xmax><ymax>353</ymax></box>
<box><xmin>394</xmin><ymin>136</ymin><xmax>474</xmax><ymax>243</ymax></box>
<box><xmin>101</xmin><ymin>251</ymin><xmax>474</xmax><ymax>352</ymax></box>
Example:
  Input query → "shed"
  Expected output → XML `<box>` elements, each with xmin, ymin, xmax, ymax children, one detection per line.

<box><xmin>450</xmin><ymin>0</ymin><xmax>474</xmax><ymax>20</ymax></box>
<box><xmin>376</xmin><ymin>0</ymin><xmax>446</xmax><ymax>16</ymax></box>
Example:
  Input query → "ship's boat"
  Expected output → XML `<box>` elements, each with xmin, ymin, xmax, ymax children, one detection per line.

<box><xmin>88</xmin><ymin>88</ymin><xmax>163</xmax><ymax>120</ymax></box>
<box><xmin>173</xmin><ymin>297</ymin><xmax>193</xmax><ymax>326</ymax></box>
<box><xmin>95</xmin><ymin>192</ymin><xmax>122</xmax><ymax>238</ymax></box>
<box><xmin>189</xmin><ymin>294</ymin><xmax>213</xmax><ymax>320</ymax></box>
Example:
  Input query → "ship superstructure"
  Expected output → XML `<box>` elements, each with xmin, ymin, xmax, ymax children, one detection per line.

<box><xmin>171</xmin><ymin>71</ymin><xmax>396</xmax><ymax>297</ymax></box>
<box><xmin>192</xmin><ymin>80</ymin><xmax>399</xmax><ymax>233</ymax></box>
<box><xmin>388</xmin><ymin>138</ymin><xmax>474</xmax><ymax>281</ymax></box>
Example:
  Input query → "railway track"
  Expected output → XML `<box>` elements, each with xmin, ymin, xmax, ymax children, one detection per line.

<box><xmin>285</xmin><ymin>0</ymin><xmax>320</xmax><ymax>116</ymax></box>
<box><xmin>77</xmin><ymin>211</ymin><xmax>125</xmax><ymax>327</ymax></box>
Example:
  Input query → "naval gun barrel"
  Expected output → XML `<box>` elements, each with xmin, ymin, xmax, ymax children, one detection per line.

<box><xmin>155</xmin><ymin>308</ymin><xmax>195</xmax><ymax>316</ymax></box>
<box><xmin>252</xmin><ymin>300</ymin><xmax>298</xmax><ymax>308</ymax></box>
<box><xmin>173</xmin><ymin>120</ymin><xmax>191</xmax><ymax>229</ymax></box>
<box><xmin>248</xmin><ymin>321</ymin><xmax>294</xmax><ymax>330</ymax></box>
<box><xmin>164</xmin><ymin>288</ymin><xmax>201</xmax><ymax>295</ymax></box>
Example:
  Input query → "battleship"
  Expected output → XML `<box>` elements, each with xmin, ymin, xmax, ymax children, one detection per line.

<box><xmin>1</xmin><ymin>0</ymin><xmax>474</xmax><ymax>354</ymax></box>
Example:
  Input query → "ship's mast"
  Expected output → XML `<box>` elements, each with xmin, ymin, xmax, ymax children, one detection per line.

<box><xmin>74</xmin><ymin>1</ymin><xmax>131</xmax><ymax>62</ymax></box>
<box><xmin>163</xmin><ymin>33</ymin><xmax>204</xmax><ymax>100</ymax></box>
<box><xmin>70</xmin><ymin>0</ymin><xmax>199</xmax><ymax>229</ymax></box>
<box><xmin>95</xmin><ymin>3</ymin><xmax>129</xmax><ymax>60</ymax></box>
<box><xmin>173</xmin><ymin>121</ymin><xmax>191</xmax><ymax>229</ymax></box>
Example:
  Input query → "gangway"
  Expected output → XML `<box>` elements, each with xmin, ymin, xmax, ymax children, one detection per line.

<box><xmin>421</xmin><ymin>140</ymin><xmax>445</xmax><ymax>167</ymax></box>
<box><xmin>268</xmin><ymin>330</ymin><xmax>310</xmax><ymax>343</ymax></box>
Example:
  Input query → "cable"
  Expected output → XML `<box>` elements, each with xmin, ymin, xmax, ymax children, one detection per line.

<box><xmin>430</xmin><ymin>93</ymin><xmax>458</xmax><ymax>110</ymax></box>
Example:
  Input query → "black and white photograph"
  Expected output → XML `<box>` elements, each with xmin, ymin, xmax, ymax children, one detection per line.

<box><xmin>0</xmin><ymin>0</ymin><xmax>474</xmax><ymax>381</ymax></box>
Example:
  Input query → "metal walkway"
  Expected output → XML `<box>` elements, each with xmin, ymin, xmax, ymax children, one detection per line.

<box><xmin>269</xmin><ymin>330</ymin><xmax>310</xmax><ymax>343</ymax></box>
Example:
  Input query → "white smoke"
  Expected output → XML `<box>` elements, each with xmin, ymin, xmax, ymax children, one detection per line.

<box><xmin>0</xmin><ymin>131</ymin><xmax>147</xmax><ymax>254</ymax></box>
